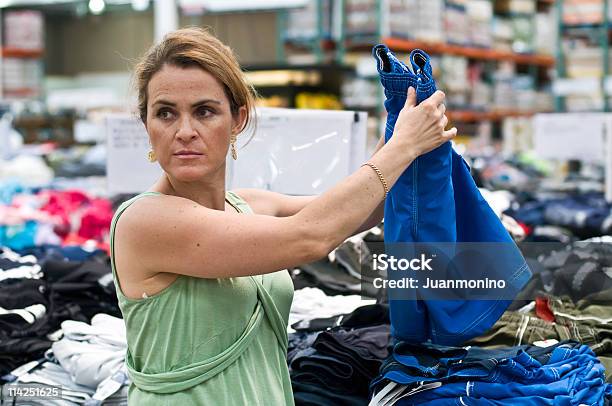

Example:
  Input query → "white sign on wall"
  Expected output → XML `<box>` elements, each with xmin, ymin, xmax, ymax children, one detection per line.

<box><xmin>533</xmin><ymin>112</ymin><xmax>612</xmax><ymax>202</ymax></box>
<box><xmin>179</xmin><ymin>0</ymin><xmax>309</xmax><ymax>13</ymax></box>
<box><xmin>231</xmin><ymin>108</ymin><xmax>367</xmax><ymax>195</ymax></box>
<box><xmin>533</xmin><ymin>113</ymin><xmax>606</xmax><ymax>162</ymax></box>
<box><xmin>106</xmin><ymin>114</ymin><xmax>160</xmax><ymax>194</ymax></box>
<box><xmin>106</xmin><ymin>108</ymin><xmax>368</xmax><ymax>196</ymax></box>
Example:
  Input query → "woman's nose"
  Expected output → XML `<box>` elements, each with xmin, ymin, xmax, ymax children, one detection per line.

<box><xmin>176</xmin><ymin>118</ymin><xmax>197</xmax><ymax>141</ymax></box>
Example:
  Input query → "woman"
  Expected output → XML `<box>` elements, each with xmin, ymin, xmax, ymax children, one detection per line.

<box><xmin>110</xmin><ymin>27</ymin><xmax>456</xmax><ymax>405</ymax></box>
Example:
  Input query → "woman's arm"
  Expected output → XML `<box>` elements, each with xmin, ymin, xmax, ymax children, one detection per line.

<box><xmin>355</xmin><ymin>134</ymin><xmax>387</xmax><ymax>231</ymax></box>
<box><xmin>114</xmin><ymin>89</ymin><xmax>455</xmax><ymax>279</ymax></box>
<box><xmin>234</xmin><ymin>134</ymin><xmax>387</xmax><ymax>231</ymax></box>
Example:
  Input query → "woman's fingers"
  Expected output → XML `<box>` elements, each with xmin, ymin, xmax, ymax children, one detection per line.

<box><xmin>443</xmin><ymin>127</ymin><xmax>457</xmax><ymax>141</ymax></box>
<box><xmin>440</xmin><ymin>114</ymin><xmax>449</xmax><ymax>129</ymax></box>
<box><xmin>427</xmin><ymin>90</ymin><xmax>446</xmax><ymax>106</ymax></box>
<box><xmin>438</xmin><ymin>103</ymin><xmax>446</xmax><ymax>116</ymax></box>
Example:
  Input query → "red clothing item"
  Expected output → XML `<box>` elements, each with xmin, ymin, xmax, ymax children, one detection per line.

<box><xmin>41</xmin><ymin>190</ymin><xmax>90</xmax><ymax>216</ymax></box>
<box><xmin>62</xmin><ymin>233</ymin><xmax>110</xmax><ymax>253</ymax></box>
<box><xmin>40</xmin><ymin>190</ymin><xmax>91</xmax><ymax>237</ymax></box>
<box><xmin>78</xmin><ymin>199</ymin><xmax>113</xmax><ymax>241</ymax></box>
<box><xmin>535</xmin><ymin>296</ymin><xmax>556</xmax><ymax>323</ymax></box>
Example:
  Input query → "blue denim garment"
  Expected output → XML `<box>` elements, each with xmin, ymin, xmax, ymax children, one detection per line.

<box><xmin>372</xmin><ymin>44</ymin><xmax>531</xmax><ymax>345</ymax></box>
<box><xmin>371</xmin><ymin>341</ymin><xmax>612</xmax><ymax>405</ymax></box>
<box><xmin>373</xmin><ymin>341</ymin><xmax>576</xmax><ymax>387</ymax></box>
<box><xmin>400</xmin><ymin>373</ymin><xmax>612</xmax><ymax>405</ymax></box>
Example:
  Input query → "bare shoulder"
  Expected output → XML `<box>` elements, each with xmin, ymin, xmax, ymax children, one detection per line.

<box><xmin>115</xmin><ymin>194</ymin><xmax>197</xmax><ymax>234</ymax></box>
<box><xmin>113</xmin><ymin>194</ymin><xmax>201</xmax><ymax>297</ymax></box>
<box><xmin>113</xmin><ymin>194</ymin><xmax>206</xmax><ymax>266</ymax></box>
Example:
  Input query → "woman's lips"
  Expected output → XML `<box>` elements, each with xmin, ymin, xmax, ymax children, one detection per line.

<box><xmin>174</xmin><ymin>151</ymin><xmax>203</xmax><ymax>159</ymax></box>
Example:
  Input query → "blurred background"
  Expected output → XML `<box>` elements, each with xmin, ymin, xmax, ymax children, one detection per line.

<box><xmin>0</xmin><ymin>0</ymin><xmax>562</xmax><ymax>149</ymax></box>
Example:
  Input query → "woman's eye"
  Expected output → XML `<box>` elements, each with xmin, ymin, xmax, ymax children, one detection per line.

<box><xmin>157</xmin><ymin>109</ymin><xmax>175</xmax><ymax>120</ymax></box>
<box><xmin>196</xmin><ymin>107</ymin><xmax>213</xmax><ymax>117</ymax></box>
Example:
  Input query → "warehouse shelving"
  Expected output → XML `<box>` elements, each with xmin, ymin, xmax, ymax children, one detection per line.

<box><xmin>447</xmin><ymin>109</ymin><xmax>541</xmax><ymax>122</ymax></box>
<box><xmin>1</xmin><ymin>47</ymin><xmax>43</xmax><ymax>58</ymax></box>
<box><xmin>377</xmin><ymin>38</ymin><xmax>555</xmax><ymax>67</ymax></box>
<box><xmin>338</xmin><ymin>1</ymin><xmax>556</xmax><ymax>123</ymax></box>
<box><xmin>554</xmin><ymin>0</ymin><xmax>611</xmax><ymax>112</ymax></box>
<box><xmin>0</xmin><ymin>10</ymin><xmax>45</xmax><ymax>101</ymax></box>
<box><xmin>272</xmin><ymin>0</ymin><xmax>557</xmax><ymax>143</ymax></box>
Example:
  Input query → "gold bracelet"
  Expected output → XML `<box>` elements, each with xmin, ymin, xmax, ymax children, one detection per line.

<box><xmin>362</xmin><ymin>162</ymin><xmax>389</xmax><ymax>199</ymax></box>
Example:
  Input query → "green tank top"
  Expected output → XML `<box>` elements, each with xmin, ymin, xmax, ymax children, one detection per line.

<box><xmin>110</xmin><ymin>191</ymin><xmax>295</xmax><ymax>405</ymax></box>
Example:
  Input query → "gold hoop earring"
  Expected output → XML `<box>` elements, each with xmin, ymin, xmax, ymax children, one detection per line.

<box><xmin>148</xmin><ymin>150</ymin><xmax>157</xmax><ymax>162</ymax></box>
<box><xmin>230</xmin><ymin>135</ymin><xmax>237</xmax><ymax>160</ymax></box>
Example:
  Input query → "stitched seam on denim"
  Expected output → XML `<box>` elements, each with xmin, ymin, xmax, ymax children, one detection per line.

<box><xmin>413</xmin><ymin>158</ymin><xmax>419</xmax><ymax>238</ymax></box>
<box><xmin>379</xmin><ymin>73</ymin><xmax>417</xmax><ymax>80</ymax></box>
<box><xmin>382</xmin><ymin>81</ymin><xmax>416</xmax><ymax>88</ymax></box>
<box><xmin>384</xmin><ymin>79</ymin><xmax>417</xmax><ymax>87</ymax></box>
<box><xmin>434</xmin><ymin>262</ymin><xmax>530</xmax><ymax>338</ymax></box>
<box><xmin>433</xmin><ymin>293</ymin><xmax>520</xmax><ymax>339</ymax></box>
<box><xmin>385</xmin><ymin>90</ymin><xmax>410</xmax><ymax>96</ymax></box>
<box><xmin>561</xmin><ymin>348</ymin><xmax>570</xmax><ymax>360</ymax></box>
<box><xmin>430</xmin><ymin>300</ymin><xmax>506</xmax><ymax>338</ymax></box>
<box><xmin>380</xmin><ymin>78</ymin><xmax>417</xmax><ymax>88</ymax></box>
<box><xmin>423</xmin><ymin>82</ymin><xmax>435</xmax><ymax>88</ymax></box>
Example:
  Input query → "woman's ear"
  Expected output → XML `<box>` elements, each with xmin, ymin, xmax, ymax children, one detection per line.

<box><xmin>231</xmin><ymin>106</ymin><xmax>248</xmax><ymax>135</ymax></box>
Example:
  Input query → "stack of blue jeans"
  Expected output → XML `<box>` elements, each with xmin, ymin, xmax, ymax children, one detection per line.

<box><xmin>372</xmin><ymin>44</ymin><xmax>531</xmax><ymax>345</ymax></box>
<box><xmin>369</xmin><ymin>341</ymin><xmax>612</xmax><ymax>405</ymax></box>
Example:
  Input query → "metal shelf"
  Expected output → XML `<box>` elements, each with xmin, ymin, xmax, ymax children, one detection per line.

<box><xmin>1</xmin><ymin>47</ymin><xmax>43</xmax><ymax>58</ymax></box>
<box><xmin>349</xmin><ymin>38</ymin><xmax>556</xmax><ymax>67</ymax></box>
<box><xmin>447</xmin><ymin>110</ymin><xmax>551</xmax><ymax>122</ymax></box>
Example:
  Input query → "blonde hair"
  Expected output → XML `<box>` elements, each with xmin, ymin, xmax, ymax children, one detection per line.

<box><xmin>134</xmin><ymin>27</ymin><xmax>256</xmax><ymax>134</ymax></box>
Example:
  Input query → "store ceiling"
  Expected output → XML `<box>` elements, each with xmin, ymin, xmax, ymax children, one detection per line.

<box><xmin>0</xmin><ymin>0</ymin><xmax>133</xmax><ymax>5</ymax></box>
<box><xmin>0</xmin><ymin>0</ymin><xmax>139</xmax><ymax>16</ymax></box>
<box><xmin>0</xmin><ymin>0</ymin><xmax>309</xmax><ymax>14</ymax></box>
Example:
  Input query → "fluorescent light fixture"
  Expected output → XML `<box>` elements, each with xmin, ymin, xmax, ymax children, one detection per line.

<box><xmin>89</xmin><ymin>0</ymin><xmax>105</xmax><ymax>14</ymax></box>
<box><xmin>0</xmin><ymin>0</ymin><xmax>85</xmax><ymax>7</ymax></box>
<box><xmin>131</xmin><ymin>0</ymin><xmax>148</xmax><ymax>11</ymax></box>
<box><xmin>178</xmin><ymin>0</ymin><xmax>309</xmax><ymax>13</ymax></box>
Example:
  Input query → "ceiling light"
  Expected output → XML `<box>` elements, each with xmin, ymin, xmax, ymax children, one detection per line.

<box><xmin>89</xmin><ymin>0</ymin><xmax>105</xmax><ymax>15</ymax></box>
<box><xmin>132</xmin><ymin>0</ymin><xmax>149</xmax><ymax>11</ymax></box>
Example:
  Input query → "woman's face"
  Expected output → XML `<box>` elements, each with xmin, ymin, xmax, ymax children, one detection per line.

<box><xmin>145</xmin><ymin>63</ymin><xmax>245</xmax><ymax>183</ymax></box>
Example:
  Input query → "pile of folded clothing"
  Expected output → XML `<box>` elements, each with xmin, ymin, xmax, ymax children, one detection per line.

<box><xmin>288</xmin><ymin>304</ymin><xmax>391</xmax><ymax>405</ymax></box>
<box><xmin>2</xmin><ymin>314</ymin><xmax>129</xmax><ymax>405</ymax></box>
<box><xmin>370</xmin><ymin>340</ymin><xmax>612</xmax><ymax>405</ymax></box>
<box><xmin>0</xmin><ymin>244</ymin><xmax>126</xmax><ymax>405</ymax></box>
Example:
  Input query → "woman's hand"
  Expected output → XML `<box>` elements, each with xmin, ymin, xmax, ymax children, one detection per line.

<box><xmin>389</xmin><ymin>87</ymin><xmax>457</xmax><ymax>163</ymax></box>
